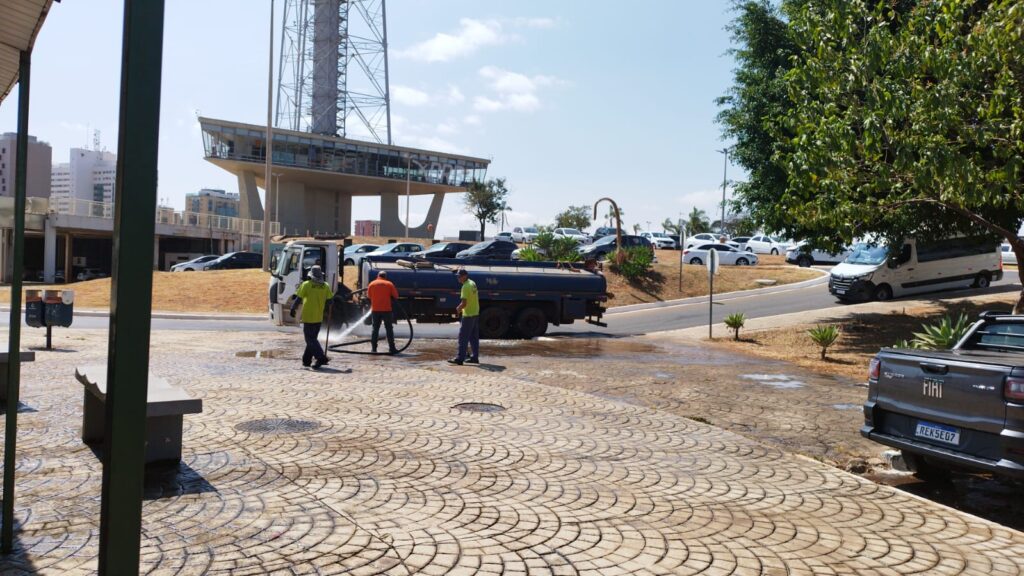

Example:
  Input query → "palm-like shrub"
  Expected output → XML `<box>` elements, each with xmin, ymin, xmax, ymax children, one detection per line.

<box><xmin>609</xmin><ymin>247</ymin><xmax>654</xmax><ymax>281</ymax></box>
<box><xmin>909</xmin><ymin>313</ymin><xmax>970</xmax><ymax>350</ymax></box>
<box><xmin>724</xmin><ymin>313</ymin><xmax>746</xmax><ymax>340</ymax></box>
<box><xmin>808</xmin><ymin>325</ymin><xmax>841</xmax><ymax>360</ymax></box>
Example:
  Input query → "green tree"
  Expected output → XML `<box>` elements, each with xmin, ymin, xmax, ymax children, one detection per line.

<box><xmin>554</xmin><ymin>205</ymin><xmax>592</xmax><ymax>231</ymax></box>
<box><xmin>463</xmin><ymin>178</ymin><xmax>511</xmax><ymax>240</ymax></box>
<box><xmin>661</xmin><ymin>218</ymin><xmax>682</xmax><ymax>238</ymax></box>
<box><xmin>724</xmin><ymin>312</ymin><xmax>747</xmax><ymax>341</ymax></box>
<box><xmin>687</xmin><ymin>208</ymin><xmax>711</xmax><ymax>235</ymax></box>
<box><xmin>604</xmin><ymin>206</ymin><xmax>625</xmax><ymax>227</ymax></box>
<box><xmin>722</xmin><ymin>0</ymin><xmax>1024</xmax><ymax>309</ymax></box>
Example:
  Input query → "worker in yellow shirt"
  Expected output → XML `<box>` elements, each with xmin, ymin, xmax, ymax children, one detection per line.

<box><xmin>290</xmin><ymin>265</ymin><xmax>335</xmax><ymax>369</ymax></box>
<box><xmin>448</xmin><ymin>268</ymin><xmax>480</xmax><ymax>365</ymax></box>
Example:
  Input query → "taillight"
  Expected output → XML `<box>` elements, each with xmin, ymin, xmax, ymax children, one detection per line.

<box><xmin>1005</xmin><ymin>377</ymin><xmax>1024</xmax><ymax>401</ymax></box>
<box><xmin>868</xmin><ymin>357</ymin><xmax>880</xmax><ymax>381</ymax></box>
<box><xmin>683</xmin><ymin>250</ymin><xmax>690</xmax><ymax>255</ymax></box>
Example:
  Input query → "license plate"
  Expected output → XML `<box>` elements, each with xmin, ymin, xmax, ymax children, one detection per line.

<box><xmin>835</xmin><ymin>288</ymin><xmax>846</xmax><ymax>294</ymax></box>
<box><xmin>915</xmin><ymin>421</ymin><xmax>960</xmax><ymax>445</ymax></box>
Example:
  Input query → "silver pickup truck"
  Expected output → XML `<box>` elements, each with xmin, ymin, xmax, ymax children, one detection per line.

<box><xmin>862</xmin><ymin>312</ymin><xmax>1024</xmax><ymax>478</ymax></box>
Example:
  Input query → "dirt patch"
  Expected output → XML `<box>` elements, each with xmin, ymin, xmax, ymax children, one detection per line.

<box><xmin>713</xmin><ymin>295</ymin><xmax>1018</xmax><ymax>380</ymax></box>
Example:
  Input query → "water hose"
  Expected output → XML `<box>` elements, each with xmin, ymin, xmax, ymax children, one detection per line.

<box><xmin>326</xmin><ymin>289</ymin><xmax>415</xmax><ymax>355</ymax></box>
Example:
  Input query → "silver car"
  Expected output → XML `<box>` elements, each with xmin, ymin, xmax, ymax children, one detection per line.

<box><xmin>683</xmin><ymin>243</ymin><xmax>758</xmax><ymax>266</ymax></box>
<box><xmin>361</xmin><ymin>242</ymin><xmax>424</xmax><ymax>265</ymax></box>
<box><xmin>170</xmin><ymin>255</ymin><xmax>220</xmax><ymax>272</ymax></box>
<box><xmin>343</xmin><ymin>243</ymin><xmax>380</xmax><ymax>267</ymax></box>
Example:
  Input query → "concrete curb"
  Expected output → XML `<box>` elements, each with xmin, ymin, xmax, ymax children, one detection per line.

<box><xmin>606</xmin><ymin>268</ymin><xmax>830</xmax><ymax>315</ymax></box>
<box><xmin>0</xmin><ymin>307</ymin><xmax>267</xmax><ymax>322</ymax></box>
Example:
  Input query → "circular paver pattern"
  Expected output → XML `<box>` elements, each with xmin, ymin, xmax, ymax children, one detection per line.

<box><xmin>0</xmin><ymin>329</ymin><xmax>1021</xmax><ymax>574</ymax></box>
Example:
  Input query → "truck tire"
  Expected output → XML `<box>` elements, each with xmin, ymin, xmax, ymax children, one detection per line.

<box><xmin>515</xmin><ymin>307</ymin><xmax>548</xmax><ymax>339</ymax></box>
<box><xmin>974</xmin><ymin>272</ymin><xmax>991</xmax><ymax>288</ymax></box>
<box><xmin>873</xmin><ymin>284</ymin><xmax>893</xmax><ymax>301</ymax></box>
<box><xmin>479</xmin><ymin>306</ymin><xmax>511</xmax><ymax>339</ymax></box>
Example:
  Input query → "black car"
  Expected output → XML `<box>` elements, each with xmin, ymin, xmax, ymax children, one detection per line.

<box><xmin>591</xmin><ymin>226</ymin><xmax>617</xmax><ymax>241</ymax></box>
<box><xmin>417</xmin><ymin>242</ymin><xmax>473</xmax><ymax>259</ymax></box>
<box><xmin>205</xmin><ymin>251</ymin><xmax>263</xmax><ymax>270</ymax></box>
<box><xmin>455</xmin><ymin>239</ymin><xmax>517</xmax><ymax>261</ymax></box>
<box><xmin>578</xmin><ymin>234</ymin><xmax>653</xmax><ymax>260</ymax></box>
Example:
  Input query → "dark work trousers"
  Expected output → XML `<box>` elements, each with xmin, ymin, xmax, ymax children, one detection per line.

<box><xmin>302</xmin><ymin>322</ymin><xmax>326</xmax><ymax>366</ymax></box>
<box><xmin>456</xmin><ymin>315</ymin><xmax>480</xmax><ymax>361</ymax></box>
<box><xmin>371</xmin><ymin>311</ymin><xmax>396</xmax><ymax>352</ymax></box>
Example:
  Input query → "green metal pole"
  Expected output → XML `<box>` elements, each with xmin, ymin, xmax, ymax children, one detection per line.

<box><xmin>98</xmin><ymin>1</ymin><xmax>164</xmax><ymax>573</ymax></box>
<box><xmin>2</xmin><ymin>49</ymin><xmax>31</xmax><ymax>555</ymax></box>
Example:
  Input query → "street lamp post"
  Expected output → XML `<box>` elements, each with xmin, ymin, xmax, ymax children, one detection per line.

<box><xmin>404</xmin><ymin>154</ymin><xmax>411</xmax><ymax>239</ymax></box>
<box><xmin>262</xmin><ymin>0</ymin><xmax>274</xmax><ymax>268</ymax></box>
<box><xmin>717</xmin><ymin>148</ymin><xmax>728</xmax><ymax>235</ymax></box>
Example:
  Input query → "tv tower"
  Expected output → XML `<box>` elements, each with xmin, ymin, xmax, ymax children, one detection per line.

<box><xmin>275</xmin><ymin>0</ymin><xmax>392</xmax><ymax>144</ymax></box>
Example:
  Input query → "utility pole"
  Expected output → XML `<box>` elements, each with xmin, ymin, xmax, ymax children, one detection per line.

<box><xmin>262</xmin><ymin>0</ymin><xmax>274</xmax><ymax>269</ymax></box>
<box><xmin>717</xmin><ymin>148</ymin><xmax>728</xmax><ymax>235</ymax></box>
<box><xmin>404</xmin><ymin>154</ymin><xmax>411</xmax><ymax>239</ymax></box>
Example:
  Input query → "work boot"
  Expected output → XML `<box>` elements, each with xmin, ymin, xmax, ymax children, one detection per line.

<box><xmin>466</xmin><ymin>357</ymin><xmax>479</xmax><ymax>364</ymax></box>
<box><xmin>389</xmin><ymin>347</ymin><xmax>399</xmax><ymax>355</ymax></box>
<box><xmin>313</xmin><ymin>356</ymin><xmax>330</xmax><ymax>369</ymax></box>
<box><xmin>447</xmin><ymin>357</ymin><xmax>463</xmax><ymax>366</ymax></box>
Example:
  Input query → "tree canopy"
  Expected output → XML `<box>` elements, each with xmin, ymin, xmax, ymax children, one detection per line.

<box><xmin>554</xmin><ymin>205</ymin><xmax>592</xmax><ymax>231</ymax></box>
<box><xmin>686</xmin><ymin>207</ymin><xmax>711</xmax><ymax>235</ymax></box>
<box><xmin>462</xmin><ymin>178</ymin><xmax>511</xmax><ymax>239</ymax></box>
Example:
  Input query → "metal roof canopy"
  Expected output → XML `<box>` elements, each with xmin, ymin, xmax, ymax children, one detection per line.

<box><xmin>0</xmin><ymin>0</ymin><xmax>54</xmax><ymax>103</ymax></box>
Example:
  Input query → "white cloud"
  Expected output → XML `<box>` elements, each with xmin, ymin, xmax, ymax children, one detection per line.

<box><xmin>473</xmin><ymin>66</ymin><xmax>561</xmax><ymax>113</ymax></box>
<box><xmin>392</xmin><ymin>85</ymin><xmax>431</xmax><ymax>107</ymax></box>
<box><xmin>511</xmin><ymin>17</ymin><xmax>557</xmax><ymax>29</ymax></box>
<box><xmin>464</xmin><ymin>115</ymin><xmax>482</xmax><ymax>126</ymax></box>
<box><xmin>445</xmin><ymin>85</ymin><xmax>465</xmax><ymax>104</ymax></box>
<box><xmin>395</xmin><ymin>18</ymin><xmax>505</xmax><ymax>63</ymax></box>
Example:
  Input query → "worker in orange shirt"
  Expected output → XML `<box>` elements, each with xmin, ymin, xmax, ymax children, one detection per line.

<box><xmin>366</xmin><ymin>270</ymin><xmax>400</xmax><ymax>354</ymax></box>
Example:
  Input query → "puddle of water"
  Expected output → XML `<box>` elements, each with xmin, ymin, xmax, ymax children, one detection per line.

<box><xmin>832</xmin><ymin>403</ymin><xmax>860</xmax><ymax>411</ymax></box>
<box><xmin>408</xmin><ymin>338</ymin><xmax>660</xmax><ymax>363</ymax></box>
<box><xmin>236</xmin><ymin>349</ymin><xmax>295</xmax><ymax>359</ymax></box>
<box><xmin>741</xmin><ymin>374</ymin><xmax>806</xmax><ymax>389</ymax></box>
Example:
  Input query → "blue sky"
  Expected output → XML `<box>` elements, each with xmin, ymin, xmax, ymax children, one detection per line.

<box><xmin>0</xmin><ymin>0</ymin><xmax>741</xmax><ymax>238</ymax></box>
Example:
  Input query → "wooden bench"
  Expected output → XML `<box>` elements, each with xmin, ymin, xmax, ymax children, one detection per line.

<box><xmin>75</xmin><ymin>365</ymin><xmax>203</xmax><ymax>464</ymax></box>
<box><xmin>0</xmin><ymin>350</ymin><xmax>37</xmax><ymax>403</ymax></box>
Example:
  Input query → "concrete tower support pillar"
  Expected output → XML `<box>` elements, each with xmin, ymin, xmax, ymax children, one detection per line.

<box><xmin>312</xmin><ymin>0</ymin><xmax>340</xmax><ymax>135</ymax></box>
<box><xmin>43</xmin><ymin>215</ymin><xmax>56</xmax><ymax>283</ymax></box>
<box><xmin>379</xmin><ymin>192</ymin><xmax>446</xmax><ymax>239</ymax></box>
<box><xmin>238</xmin><ymin>171</ymin><xmax>264</xmax><ymax>221</ymax></box>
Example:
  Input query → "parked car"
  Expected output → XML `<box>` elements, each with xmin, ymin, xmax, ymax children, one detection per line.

<box><xmin>456</xmin><ymin>239</ymin><xmax>517</xmax><ymax>261</ymax></box>
<box><xmin>362</xmin><ymin>242</ymin><xmax>424</xmax><ymax>264</ymax></box>
<box><xmin>416</xmin><ymin>242</ymin><xmax>472</xmax><ymax>259</ymax></box>
<box><xmin>170</xmin><ymin>254</ymin><xmax>220</xmax><ymax>272</ymax></box>
<box><xmin>786</xmin><ymin>241</ymin><xmax>852</xmax><ymax>268</ymax></box>
<box><xmin>76</xmin><ymin>268</ymin><xmax>108</xmax><ymax>281</ymax></box>
<box><xmin>640</xmin><ymin>231</ymin><xmax>678</xmax><ymax>250</ymax></box>
<box><xmin>862</xmin><ymin>311</ymin><xmax>1024</xmax><ymax>479</ymax></box>
<box><xmin>745</xmin><ymin>235</ymin><xmax>788</xmax><ymax>255</ymax></box>
<box><xmin>1002</xmin><ymin>243</ymin><xmax>1017</xmax><ymax>266</ymax></box>
<box><xmin>511</xmin><ymin>245</ymin><xmax>546</xmax><ymax>260</ymax></box>
<box><xmin>578</xmin><ymin>234</ymin><xmax>654</xmax><ymax>261</ymax></box>
<box><xmin>683</xmin><ymin>243</ymin><xmax>758</xmax><ymax>266</ymax></box>
<box><xmin>34</xmin><ymin>270</ymin><xmax>66</xmax><ymax>283</ymax></box>
<box><xmin>511</xmin><ymin>226</ymin><xmax>540</xmax><ymax>243</ymax></box>
<box><xmin>553</xmin><ymin>228</ymin><xmax>591</xmax><ymax>245</ymax></box>
<box><xmin>495</xmin><ymin>231</ymin><xmax>516</xmax><ymax>243</ymax></box>
<box><xmin>205</xmin><ymin>251</ymin><xmax>263</xmax><ymax>270</ymax></box>
<box><xmin>342</xmin><ymin>243</ymin><xmax>380</xmax><ymax>267</ymax></box>
<box><xmin>683</xmin><ymin>233</ymin><xmax>723</xmax><ymax>249</ymax></box>
<box><xmin>829</xmin><ymin>237</ymin><xmax>1000</xmax><ymax>302</ymax></box>
<box><xmin>590</xmin><ymin>226</ymin><xmax>617</xmax><ymax>242</ymax></box>
<box><xmin>729</xmin><ymin>236</ymin><xmax>752</xmax><ymax>251</ymax></box>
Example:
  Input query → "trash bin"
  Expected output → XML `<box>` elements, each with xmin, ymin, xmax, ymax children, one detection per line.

<box><xmin>25</xmin><ymin>290</ymin><xmax>44</xmax><ymax>328</ymax></box>
<box><xmin>43</xmin><ymin>290</ymin><xmax>74</xmax><ymax>328</ymax></box>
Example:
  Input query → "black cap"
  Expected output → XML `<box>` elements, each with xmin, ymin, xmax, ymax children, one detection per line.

<box><xmin>456</xmin><ymin>268</ymin><xmax>469</xmax><ymax>276</ymax></box>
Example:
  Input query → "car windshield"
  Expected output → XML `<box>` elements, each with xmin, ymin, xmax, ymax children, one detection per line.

<box><xmin>562</xmin><ymin>229</ymin><xmax>581</xmax><ymax>235</ymax></box>
<box><xmin>422</xmin><ymin>243</ymin><xmax>449</xmax><ymax>254</ymax></box>
<box><xmin>524</xmin><ymin>227</ymin><xmax>538</xmax><ymax>233</ymax></box>
<box><xmin>370</xmin><ymin>243</ymin><xmax>399</xmax><ymax>254</ymax></box>
<box><xmin>195</xmin><ymin>255</ymin><xmax>217</xmax><ymax>263</ymax></box>
<box><xmin>845</xmin><ymin>243</ymin><xmax>889</xmax><ymax>265</ymax></box>
<box><xmin>465</xmin><ymin>241</ymin><xmax>492</xmax><ymax>253</ymax></box>
<box><xmin>594</xmin><ymin>236</ymin><xmax>616</xmax><ymax>246</ymax></box>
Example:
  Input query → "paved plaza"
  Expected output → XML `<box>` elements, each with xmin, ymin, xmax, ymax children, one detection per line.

<box><xmin>0</xmin><ymin>328</ymin><xmax>1022</xmax><ymax>574</ymax></box>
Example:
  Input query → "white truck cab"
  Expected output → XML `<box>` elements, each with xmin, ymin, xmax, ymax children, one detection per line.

<box><xmin>269</xmin><ymin>240</ymin><xmax>341</xmax><ymax>325</ymax></box>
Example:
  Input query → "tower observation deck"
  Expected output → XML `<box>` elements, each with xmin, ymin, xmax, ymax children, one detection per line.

<box><xmin>200</xmin><ymin>0</ymin><xmax>490</xmax><ymax>238</ymax></box>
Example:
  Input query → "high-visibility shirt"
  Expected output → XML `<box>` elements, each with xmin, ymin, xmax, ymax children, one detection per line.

<box><xmin>367</xmin><ymin>277</ymin><xmax>399</xmax><ymax>312</ymax></box>
<box><xmin>295</xmin><ymin>280</ymin><xmax>334</xmax><ymax>323</ymax></box>
<box><xmin>460</xmin><ymin>278</ymin><xmax>479</xmax><ymax>317</ymax></box>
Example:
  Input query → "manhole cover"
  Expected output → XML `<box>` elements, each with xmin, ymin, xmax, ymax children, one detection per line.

<box><xmin>454</xmin><ymin>402</ymin><xmax>505</xmax><ymax>413</ymax></box>
<box><xmin>234</xmin><ymin>418</ymin><xmax>320</xmax><ymax>434</ymax></box>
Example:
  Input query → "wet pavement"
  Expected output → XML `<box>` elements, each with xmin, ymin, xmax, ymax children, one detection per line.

<box><xmin>1</xmin><ymin>328</ymin><xmax>1023</xmax><ymax>574</ymax></box>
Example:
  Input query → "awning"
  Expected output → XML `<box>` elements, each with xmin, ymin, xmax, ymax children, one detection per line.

<box><xmin>0</xmin><ymin>0</ymin><xmax>55</xmax><ymax>103</ymax></box>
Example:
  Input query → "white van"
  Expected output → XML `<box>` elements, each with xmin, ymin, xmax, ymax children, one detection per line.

<box><xmin>829</xmin><ymin>237</ymin><xmax>1001</xmax><ymax>302</ymax></box>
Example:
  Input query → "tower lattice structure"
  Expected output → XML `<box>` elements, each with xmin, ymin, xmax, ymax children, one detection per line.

<box><xmin>276</xmin><ymin>0</ymin><xmax>392</xmax><ymax>144</ymax></box>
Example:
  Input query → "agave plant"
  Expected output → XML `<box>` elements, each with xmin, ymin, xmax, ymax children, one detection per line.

<box><xmin>724</xmin><ymin>312</ymin><xmax>746</xmax><ymax>341</ymax></box>
<box><xmin>808</xmin><ymin>325</ymin><xmax>841</xmax><ymax>360</ymax></box>
<box><xmin>909</xmin><ymin>313</ymin><xmax>970</xmax><ymax>350</ymax></box>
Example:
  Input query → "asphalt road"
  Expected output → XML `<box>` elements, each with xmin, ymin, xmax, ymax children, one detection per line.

<box><xmin>3</xmin><ymin>270</ymin><xmax>1018</xmax><ymax>340</ymax></box>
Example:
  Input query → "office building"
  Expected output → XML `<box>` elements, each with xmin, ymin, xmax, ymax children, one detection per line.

<box><xmin>354</xmin><ymin>220</ymin><xmax>380</xmax><ymax>237</ymax></box>
<box><xmin>186</xmin><ymin>188</ymin><xmax>240</xmax><ymax>217</ymax></box>
<box><xmin>0</xmin><ymin>132</ymin><xmax>52</xmax><ymax>198</ymax></box>
<box><xmin>50</xmin><ymin>148</ymin><xmax>117</xmax><ymax>216</ymax></box>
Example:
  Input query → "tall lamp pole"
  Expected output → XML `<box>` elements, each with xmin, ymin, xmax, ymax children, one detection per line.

<box><xmin>717</xmin><ymin>148</ymin><xmax>728</xmax><ymax>235</ymax></box>
<box><xmin>263</xmin><ymin>0</ymin><xmax>274</xmax><ymax>267</ymax></box>
<box><xmin>404</xmin><ymin>154</ymin><xmax>411</xmax><ymax>239</ymax></box>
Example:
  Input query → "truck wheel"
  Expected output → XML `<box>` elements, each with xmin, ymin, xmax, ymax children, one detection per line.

<box><xmin>873</xmin><ymin>284</ymin><xmax>893</xmax><ymax>301</ymax></box>
<box><xmin>688</xmin><ymin>257</ymin><xmax>703</xmax><ymax>266</ymax></box>
<box><xmin>515</xmin><ymin>307</ymin><xmax>547</xmax><ymax>339</ymax></box>
<box><xmin>974</xmin><ymin>272</ymin><xmax>991</xmax><ymax>288</ymax></box>
<box><xmin>901</xmin><ymin>451</ymin><xmax>951</xmax><ymax>481</ymax></box>
<box><xmin>797</xmin><ymin>255</ymin><xmax>813</xmax><ymax>268</ymax></box>
<box><xmin>479</xmin><ymin>307</ymin><xmax>511</xmax><ymax>339</ymax></box>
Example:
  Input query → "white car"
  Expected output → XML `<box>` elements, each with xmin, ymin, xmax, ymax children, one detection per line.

<box><xmin>170</xmin><ymin>255</ymin><xmax>219</xmax><ymax>272</ymax></box>
<box><xmin>361</xmin><ymin>242</ymin><xmax>424</xmax><ymax>265</ymax></box>
<box><xmin>684</xmin><ymin>233</ymin><xmax>723</xmax><ymax>249</ymax></box>
<box><xmin>683</xmin><ymin>243</ymin><xmax>758</xmax><ymax>266</ymax></box>
<box><xmin>342</xmin><ymin>243</ymin><xmax>380</xmax><ymax>267</ymax></box>
<box><xmin>640</xmin><ymin>232</ymin><xmax>678</xmax><ymax>250</ymax></box>
<box><xmin>495</xmin><ymin>231</ymin><xmax>515</xmax><ymax>243</ymax></box>
<box><xmin>744</xmin><ymin>235</ymin><xmax>788</xmax><ymax>255</ymax></box>
<box><xmin>553</xmin><ymin>228</ymin><xmax>591</xmax><ymax>245</ymax></box>
<box><xmin>1002</xmin><ymin>243</ymin><xmax>1017</xmax><ymax>266</ymax></box>
<box><xmin>785</xmin><ymin>241</ymin><xmax>852</xmax><ymax>267</ymax></box>
<box><xmin>511</xmin><ymin>226</ymin><xmax>540</xmax><ymax>243</ymax></box>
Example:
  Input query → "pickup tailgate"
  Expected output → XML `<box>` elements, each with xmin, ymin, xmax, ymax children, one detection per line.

<box><xmin>875</xmin><ymin>349</ymin><xmax>1009</xmax><ymax>436</ymax></box>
